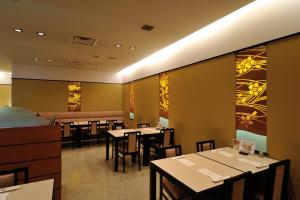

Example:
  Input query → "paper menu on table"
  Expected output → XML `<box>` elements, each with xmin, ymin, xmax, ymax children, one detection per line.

<box><xmin>238</xmin><ymin>158</ymin><xmax>268</xmax><ymax>168</ymax></box>
<box><xmin>197</xmin><ymin>168</ymin><xmax>230</xmax><ymax>183</ymax></box>
<box><xmin>218</xmin><ymin>151</ymin><xmax>234</xmax><ymax>157</ymax></box>
<box><xmin>171</xmin><ymin>156</ymin><xmax>195</xmax><ymax>166</ymax></box>
<box><xmin>0</xmin><ymin>193</ymin><xmax>9</xmax><ymax>200</ymax></box>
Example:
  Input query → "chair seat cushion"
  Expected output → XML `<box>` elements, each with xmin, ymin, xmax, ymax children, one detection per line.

<box><xmin>118</xmin><ymin>142</ymin><xmax>138</xmax><ymax>153</ymax></box>
<box><xmin>162</xmin><ymin>177</ymin><xmax>191</xmax><ymax>199</ymax></box>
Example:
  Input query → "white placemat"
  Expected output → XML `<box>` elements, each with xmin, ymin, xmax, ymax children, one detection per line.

<box><xmin>238</xmin><ymin>158</ymin><xmax>268</xmax><ymax>168</ymax></box>
<box><xmin>198</xmin><ymin>168</ymin><xmax>230</xmax><ymax>183</ymax></box>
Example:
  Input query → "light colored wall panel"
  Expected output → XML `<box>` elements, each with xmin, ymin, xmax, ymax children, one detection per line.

<box><xmin>0</xmin><ymin>85</ymin><xmax>11</xmax><ymax>106</ymax></box>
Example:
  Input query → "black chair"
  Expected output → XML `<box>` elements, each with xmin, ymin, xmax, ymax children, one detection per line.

<box><xmin>87</xmin><ymin>121</ymin><xmax>100</xmax><ymax>147</ymax></box>
<box><xmin>254</xmin><ymin>159</ymin><xmax>290</xmax><ymax>200</ymax></box>
<box><xmin>117</xmin><ymin>131</ymin><xmax>141</xmax><ymax>173</ymax></box>
<box><xmin>106</xmin><ymin>120</ymin><xmax>118</xmax><ymax>130</ymax></box>
<box><xmin>112</xmin><ymin>123</ymin><xmax>126</xmax><ymax>130</ymax></box>
<box><xmin>99</xmin><ymin>123</ymin><xmax>109</xmax><ymax>143</ymax></box>
<box><xmin>196</xmin><ymin>139</ymin><xmax>215</xmax><ymax>152</ymax></box>
<box><xmin>160</xmin><ymin>145</ymin><xmax>182</xmax><ymax>159</ymax></box>
<box><xmin>223</xmin><ymin>171</ymin><xmax>253</xmax><ymax>200</ymax></box>
<box><xmin>137</xmin><ymin>123</ymin><xmax>150</xmax><ymax>128</ymax></box>
<box><xmin>151</xmin><ymin>128</ymin><xmax>174</xmax><ymax>158</ymax></box>
<box><xmin>0</xmin><ymin>167</ymin><xmax>29</xmax><ymax>188</ymax></box>
<box><xmin>61</xmin><ymin>122</ymin><xmax>75</xmax><ymax>149</ymax></box>
<box><xmin>111</xmin><ymin>123</ymin><xmax>126</xmax><ymax>158</ymax></box>
<box><xmin>159</xmin><ymin>145</ymin><xmax>192</xmax><ymax>200</ymax></box>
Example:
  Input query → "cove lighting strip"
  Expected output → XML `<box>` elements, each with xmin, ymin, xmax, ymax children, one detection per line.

<box><xmin>118</xmin><ymin>0</ymin><xmax>300</xmax><ymax>78</ymax></box>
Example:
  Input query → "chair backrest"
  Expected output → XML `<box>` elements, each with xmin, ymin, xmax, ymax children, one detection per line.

<box><xmin>88</xmin><ymin>121</ymin><xmax>99</xmax><ymax>135</ymax></box>
<box><xmin>196</xmin><ymin>140</ymin><xmax>215</xmax><ymax>152</ymax></box>
<box><xmin>161</xmin><ymin>145</ymin><xmax>182</xmax><ymax>158</ymax></box>
<box><xmin>223</xmin><ymin>171</ymin><xmax>252</xmax><ymax>200</ymax></box>
<box><xmin>0</xmin><ymin>167</ymin><xmax>29</xmax><ymax>188</ymax></box>
<box><xmin>106</xmin><ymin>120</ymin><xmax>117</xmax><ymax>130</ymax></box>
<box><xmin>265</xmin><ymin>159</ymin><xmax>290</xmax><ymax>200</ymax></box>
<box><xmin>63</xmin><ymin>122</ymin><xmax>73</xmax><ymax>137</ymax></box>
<box><xmin>124</xmin><ymin>131</ymin><xmax>141</xmax><ymax>153</ymax></box>
<box><xmin>112</xmin><ymin>123</ymin><xmax>125</xmax><ymax>130</ymax></box>
<box><xmin>49</xmin><ymin>116</ymin><xmax>56</xmax><ymax>126</ymax></box>
<box><xmin>160</xmin><ymin>128</ymin><xmax>174</xmax><ymax>147</ymax></box>
<box><xmin>137</xmin><ymin>123</ymin><xmax>150</xmax><ymax>128</ymax></box>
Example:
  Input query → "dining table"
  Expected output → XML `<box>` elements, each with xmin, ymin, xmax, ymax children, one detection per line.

<box><xmin>0</xmin><ymin>179</ymin><xmax>54</xmax><ymax>200</ymax></box>
<box><xmin>106</xmin><ymin>127</ymin><xmax>163</xmax><ymax>172</ymax></box>
<box><xmin>150</xmin><ymin>147</ymin><xmax>279</xmax><ymax>200</ymax></box>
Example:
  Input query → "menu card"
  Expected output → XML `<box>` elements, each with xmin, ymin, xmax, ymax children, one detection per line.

<box><xmin>239</xmin><ymin>139</ymin><xmax>256</xmax><ymax>155</ymax></box>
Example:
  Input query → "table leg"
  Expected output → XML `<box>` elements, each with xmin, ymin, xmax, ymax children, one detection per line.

<box><xmin>150</xmin><ymin>164</ymin><xmax>157</xmax><ymax>200</ymax></box>
<box><xmin>143</xmin><ymin>136</ymin><xmax>150</xmax><ymax>166</ymax></box>
<box><xmin>105</xmin><ymin>132</ymin><xmax>109</xmax><ymax>160</ymax></box>
<box><xmin>76</xmin><ymin>127</ymin><xmax>82</xmax><ymax>148</ymax></box>
<box><xmin>114</xmin><ymin>139</ymin><xmax>119</xmax><ymax>172</ymax></box>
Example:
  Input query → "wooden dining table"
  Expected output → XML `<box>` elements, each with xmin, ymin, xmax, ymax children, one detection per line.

<box><xmin>106</xmin><ymin>127</ymin><xmax>162</xmax><ymax>172</ymax></box>
<box><xmin>0</xmin><ymin>179</ymin><xmax>54</xmax><ymax>200</ymax></box>
<box><xmin>150</xmin><ymin>147</ymin><xmax>279</xmax><ymax>199</ymax></box>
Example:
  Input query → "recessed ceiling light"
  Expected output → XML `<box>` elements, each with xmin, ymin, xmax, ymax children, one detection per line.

<box><xmin>13</xmin><ymin>28</ymin><xmax>23</xmax><ymax>33</ymax></box>
<box><xmin>34</xmin><ymin>57</ymin><xmax>38</xmax><ymax>61</ymax></box>
<box><xmin>108</xmin><ymin>56</ymin><xmax>117</xmax><ymax>60</ymax></box>
<box><xmin>47</xmin><ymin>59</ymin><xmax>52</xmax><ymax>62</ymax></box>
<box><xmin>37</xmin><ymin>32</ymin><xmax>46</xmax><ymax>36</ymax></box>
<box><xmin>114</xmin><ymin>44</ymin><xmax>122</xmax><ymax>48</ymax></box>
<box><xmin>129</xmin><ymin>46</ymin><xmax>136</xmax><ymax>50</ymax></box>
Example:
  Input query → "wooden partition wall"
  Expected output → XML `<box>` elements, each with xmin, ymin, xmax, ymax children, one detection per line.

<box><xmin>0</xmin><ymin>125</ymin><xmax>61</xmax><ymax>200</ymax></box>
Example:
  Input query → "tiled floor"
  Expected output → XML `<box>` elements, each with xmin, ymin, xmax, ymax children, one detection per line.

<box><xmin>61</xmin><ymin>144</ymin><xmax>158</xmax><ymax>200</ymax></box>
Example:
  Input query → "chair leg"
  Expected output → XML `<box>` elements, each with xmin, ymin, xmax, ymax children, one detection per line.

<box><xmin>138</xmin><ymin>152</ymin><xmax>141</xmax><ymax>171</ymax></box>
<box><xmin>71</xmin><ymin>135</ymin><xmax>74</xmax><ymax>149</ymax></box>
<box><xmin>112</xmin><ymin>139</ymin><xmax>114</xmax><ymax>158</ymax></box>
<box><xmin>123</xmin><ymin>155</ymin><xmax>125</xmax><ymax>173</ymax></box>
<box><xmin>159</xmin><ymin>176</ymin><xmax>163</xmax><ymax>200</ymax></box>
<box><xmin>98</xmin><ymin>133</ymin><xmax>101</xmax><ymax>146</ymax></box>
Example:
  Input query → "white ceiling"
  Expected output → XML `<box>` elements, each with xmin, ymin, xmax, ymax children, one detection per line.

<box><xmin>0</xmin><ymin>0</ymin><xmax>252</xmax><ymax>73</ymax></box>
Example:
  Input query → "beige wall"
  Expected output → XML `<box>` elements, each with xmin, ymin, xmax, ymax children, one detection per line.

<box><xmin>122</xmin><ymin>34</ymin><xmax>300</xmax><ymax>199</ymax></box>
<box><xmin>0</xmin><ymin>85</ymin><xmax>11</xmax><ymax>106</ymax></box>
<box><xmin>123</xmin><ymin>76</ymin><xmax>159</xmax><ymax>128</ymax></box>
<box><xmin>12</xmin><ymin>79</ymin><xmax>122</xmax><ymax>112</ymax></box>
<box><xmin>81</xmin><ymin>82</ymin><xmax>122</xmax><ymax>111</ymax></box>
<box><xmin>169</xmin><ymin>54</ymin><xmax>236</xmax><ymax>153</ymax></box>
<box><xmin>12</xmin><ymin>79</ymin><xmax>68</xmax><ymax>112</ymax></box>
<box><xmin>267</xmin><ymin>34</ymin><xmax>300</xmax><ymax>200</ymax></box>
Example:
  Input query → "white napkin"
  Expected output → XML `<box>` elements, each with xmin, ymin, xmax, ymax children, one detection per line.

<box><xmin>198</xmin><ymin>168</ymin><xmax>230</xmax><ymax>183</ymax></box>
<box><xmin>218</xmin><ymin>151</ymin><xmax>234</xmax><ymax>157</ymax></box>
<box><xmin>171</xmin><ymin>155</ymin><xmax>185</xmax><ymax>160</ymax></box>
<box><xmin>238</xmin><ymin>158</ymin><xmax>268</xmax><ymax>168</ymax></box>
<box><xmin>176</xmin><ymin>158</ymin><xmax>195</xmax><ymax>166</ymax></box>
<box><xmin>171</xmin><ymin>156</ymin><xmax>195</xmax><ymax>166</ymax></box>
<box><xmin>0</xmin><ymin>193</ymin><xmax>9</xmax><ymax>200</ymax></box>
<box><xmin>210</xmin><ymin>148</ymin><xmax>225</xmax><ymax>153</ymax></box>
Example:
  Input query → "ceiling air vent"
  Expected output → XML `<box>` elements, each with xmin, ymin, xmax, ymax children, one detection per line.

<box><xmin>141</xmin><ymin>24</ymin><xmax>155</xmax><ymax>31</ymax></box>
<box><xmin>72</xmin><ymin>35</ymin><xmax>97</xmax><ymax>46</ymax></box>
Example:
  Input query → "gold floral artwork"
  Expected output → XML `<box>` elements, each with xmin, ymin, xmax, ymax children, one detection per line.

<box><xmin>159</xmin><ymin>72</ymin><xmax>169</xmax><ymax>118</ymax></box>
<box><xmin>129</xmin><ymin>82</ymin><xmax>134</xmax><ymax>113</ymax></box>
<box><xmin>236</xmin><ymin>45</ymin><xmax>267</xmax><ymax>136</ymax></box>
<box><xmin>68</xmin><ymin>82</ymin><xmax>81</xmax><ymax>112</ymax></box>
